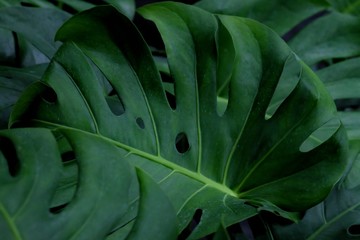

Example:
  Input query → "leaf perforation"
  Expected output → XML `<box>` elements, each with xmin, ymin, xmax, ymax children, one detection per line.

<box><xmin>172</xmin><ymin>10</ymin><xmax>203</xmax><ymax>174</ymax></box>
<box><xmin>111</xmin><ymin>51</ymin><xmax>162</xmax><ymax>155</ymax></box>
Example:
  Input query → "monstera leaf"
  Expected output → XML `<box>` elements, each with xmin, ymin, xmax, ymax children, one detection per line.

<box><xmin>8</xmin><ymin>2</ymin><xmax>347</xmax><ymax>239</ymax></box>
<box><xmin>0</xmin><ymin>128</ymin><xmax>177</xmax><ymax>239</ymax></box>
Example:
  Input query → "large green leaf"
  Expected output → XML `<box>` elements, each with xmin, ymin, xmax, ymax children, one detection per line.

<box><xmin>271</xmin><ymin>140</ymin><xmax>360</xmax><ymax>239</ymax></box>
<box><xmin>0</xmin><ymin>128</ymin><xmax>177</xmax><ymax>239</ymax></box>
<box><xmin>10</xmin><ymin>3</ymin><xmax>347</xmax><ymax>239</ymax></box>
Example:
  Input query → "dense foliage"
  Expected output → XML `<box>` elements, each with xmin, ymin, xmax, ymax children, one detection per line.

<box><xmin>0</xmin><ymin>0</ymin><xmax>359</xmax><ymax>239</ymax></box>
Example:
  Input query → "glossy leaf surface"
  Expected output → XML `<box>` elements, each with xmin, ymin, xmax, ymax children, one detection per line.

<box><xmin>10</xmin><ymin>3</ymin><xmax>347</xmax><ymax>239</ymax></box>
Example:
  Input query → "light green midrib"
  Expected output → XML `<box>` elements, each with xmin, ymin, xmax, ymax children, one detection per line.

<box><xmin>307</xmin><ymin>200</ymin><xmax>360</xmax><ymax>240</ymax></box>
<box><xmin>0</xmin><ymin>202</ymin><xmax>22</xmax><ymax>240</ymax></box>
<box><xmin>33</xmin><ymin>120</ymin><xmax>238</xmax><ymax>198</ymax></box>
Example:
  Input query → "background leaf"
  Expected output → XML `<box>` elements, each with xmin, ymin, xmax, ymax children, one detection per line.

<box><xmin>0</xmin><ymin>6</ymin><xmax>70</xmax><ymax>63</ymax></box>
<box><xmin>0</xmin><ymin>64</ymin><xmax>45</xmax><ymax>129</ymax></box>
<box><xmin>195</xmin><ymin>0</ymin><xmax>326</xmax><ymax>36</ymax></box>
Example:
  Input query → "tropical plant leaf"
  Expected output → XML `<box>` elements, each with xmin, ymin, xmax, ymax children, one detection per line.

<box><xmin>10</xmin><ymin>3</ymin><xmax>347</xmax><ymax>239</ymax></box>
<box><xmin>287</xmin><ymin>12</ymin><xmax>360</xmax><ymax>66</ymax></box>
<box><xmin>270</xmin><ymin>140</ymin><xmax>360</xmax><ymax>240</ymax></box>
<box><xmin>57</xmin><ymin>0</ymin><xmax>96</xmax><ymax>12</ymax></box>
<box><xmin>0</xmin><ymin>0</ymin><xmax>20</xmax><ymax>7</ymax></box>
<box><xmin>317</xmin><ymin>57</ymin><xmax>360</xmax><ymax>100</ymax></box>
<box><xmin>21</xmin><ymin>0</ymin><xmax>58</xmax><ymax>8</ymax></box>
<box><xmin>0</xmin><ymin>28</ymin><xmax>15</xmax><ymax>65</ymax></box>
<box><xmin>0</xmin><ymin>128</ymin><xmax>177</xmax><ymax>239</ymax></box>
<box><xmin>105</xmin><ymin>0</ymin><xmax>135</xmax><ymax>19</ymax></box>
<box><xmin>0</xmin><ymin>6</ymin><xmax>70</xmax><ymax>62</ymax></box>
<box><xmin>195</xmin><ymin>0</ymin><xmax>325</xmax><ymax>36</ymax></box>
<box><xmin>0</xmin><ymin>64</ymin><xmax>45</xmax><ymax>129</ymax></box>
<box><xmin>339</xmin><ymin>112</ymin><xmax>360</xmax><ymax>141</ymax></box>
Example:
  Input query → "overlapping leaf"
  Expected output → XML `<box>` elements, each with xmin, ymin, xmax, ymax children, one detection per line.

<box><xmin>0</xmin><ymin>6</ymin><xmax>70</xmax><ymax>62</ymax></box>
<box><xmin>0</xmin><ymin>128</ymin><xmax>177</xmax><ymax>239</ymax></box>
<box><xmin>9</xmin><ymin>3</ymin><xmax>347</xmax><ymax>239</ymax></box>
<box><xmin>0</xmin><ymin>65</ymin><xmax>45</xmax><ymax>129</ymax></box>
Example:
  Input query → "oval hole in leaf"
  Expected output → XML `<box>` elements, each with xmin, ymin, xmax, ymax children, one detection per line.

<box><xmin>265</xmin><ymin>53</ymin><xmax>301</xmax><ymax>120</ymax></box>
<box><xmin>300</xmin><ymin>118</ymin><xmax>341</xmax><ymax>153</ymax></box>
<box><xmin>175</xmin><ymin>132</ymin><xmax>190</xmax><ymax>154</ymax></box>
<box><xmin>348</xmin><ymin>224</ymin><xmax>360</xmax><ymax>236</ymax></box>
<box><xmin>136</xmin><ymin>117</ymin><xmax>145</xmax><ymax>129</ymax></box>
<box><xmin>0</xmin><ymin>136</ymin><xmax>20</xmax><ymax>177</ymax></box>
<box><xmin>41</xmin><ymin>86</ymin><xmax>57</xmax><ymax>104</ymax></box>
<box><xmin>178</xmin><ymin>209</ymin><xmax>203</xmax><ymax>239</ymax></box>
